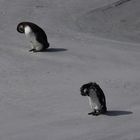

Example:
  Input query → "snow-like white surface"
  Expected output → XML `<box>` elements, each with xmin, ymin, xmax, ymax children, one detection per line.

<box><xmin>0</xmin><ymin>0</ymin><xmax>140</xmax><ymax>139</ymax></box>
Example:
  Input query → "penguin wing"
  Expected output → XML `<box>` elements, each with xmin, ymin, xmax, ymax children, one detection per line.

<box><xmin>34</xmin><ymin>28</ymin><xmax>49</xmax><ymax>47</ymax></box>
<box><xmin>94</xmin><ymin>83</ymin><xmax>106</xmax><ymax>106</ymax></box>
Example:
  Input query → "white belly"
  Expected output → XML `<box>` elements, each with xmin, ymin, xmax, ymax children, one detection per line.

<box><xmin>25</xmin><ymin>26</ymin><xmax>43</xmax><ymax>51</ymax></box>
<box><xmin>25</xmin><ymin>26</ymin><xmax>35</xmax><ymax>41</ymax></box>
<box><xmin>88</xmin><ymin>89</ymin><xmax>101</xmax><ymax>110</ymax></box>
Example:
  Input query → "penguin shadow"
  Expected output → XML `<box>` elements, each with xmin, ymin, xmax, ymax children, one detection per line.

<box><xmin>105</xmin><ymin>110</ymin><xmax>133</xmax><ymax>116</ymax></box>
<box><xmin>44</xmin><ymin>48</ymin><xmax>68</xmax><ymax>53</ymax></box>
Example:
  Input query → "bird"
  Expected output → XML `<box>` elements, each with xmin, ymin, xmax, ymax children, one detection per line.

<box><xmin>17</xmin><ymin>22</ymin><xmax>49</xmax><ymax>52</ymax></box>
<box><xmin>80</xmin><ymin>82</ymin><xmax>107</xmax><ymax>116</ymax></box>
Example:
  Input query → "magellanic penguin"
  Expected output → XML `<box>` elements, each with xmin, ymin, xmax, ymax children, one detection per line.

<box><xmin>80</xmin><ymin>82</ymin><xmax>107</xmax><ymax>116</ymax></box>
<box><xmin>17</xmin><ymin>22</ymin><xmax>49</xmax><ymax>52</ymax></box>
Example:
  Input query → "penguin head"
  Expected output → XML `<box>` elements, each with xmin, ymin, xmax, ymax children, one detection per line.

<box><xmin>80</xmin><ymin>82</ymin><xmax>95</xmax><ymax>96</ymax></box>
<box><xmin>17</xmin><ymin>23</ymin><xmax>25</xmax><ymax>33</ymax></box>
<box><xmin>80</xmin><ymin>82</ymin><xmax>99</xmax><ymax>96</ymax></box>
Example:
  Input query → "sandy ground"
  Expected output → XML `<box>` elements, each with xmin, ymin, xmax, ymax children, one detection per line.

<box><xmin>0</xmin><ymin>0</ymin><xmax>140</xmax><ymax>139</ymax></box>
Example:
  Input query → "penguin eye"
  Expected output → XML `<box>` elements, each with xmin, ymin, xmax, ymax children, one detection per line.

<box><xmin>84</xmin><ymin>88</ymin><xmax>88</xmax><ymax>93</ymax></box>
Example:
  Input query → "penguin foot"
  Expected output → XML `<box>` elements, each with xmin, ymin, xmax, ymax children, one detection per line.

<box><xmin>29</xmin><ymin>48</ymin><xmax>47</xmax><ymax>52</ymax></box>
<box><xmin>29</xmin><ymin>49</ymin><xmax>36</xmax><ymax>52</ymax></box>
<box><xmin>29</xmin><ymin>49</ymin><xmax>41</xmax><ymax>53</ymax></box>
<box><xmin>88</xmin><ymin>110</ymin><xmax>101</xmax><ymax>116</ymax></box>
<box><xmin>88</xmin><ymin>112</ymin><xmax>95</xmax><ymax>115</ymax></box>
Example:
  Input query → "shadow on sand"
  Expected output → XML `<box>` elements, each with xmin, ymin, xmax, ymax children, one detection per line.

<box><xmin>105</xmin><ymin>110</ymin><xmax>133</xmax><ymax>116</ymax></box>
<box><xmin>45</xmin><ymin>48</ymin><xmax>68</xmax><ymax>52</ymax></box>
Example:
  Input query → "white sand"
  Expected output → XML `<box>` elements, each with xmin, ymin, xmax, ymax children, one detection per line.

<box><xmin>0</xmin><ymin>0</ymin><xmax>140</xmax><ymax>139</ymax></box>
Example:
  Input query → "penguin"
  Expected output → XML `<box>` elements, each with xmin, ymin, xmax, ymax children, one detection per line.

<box><xmin>80</xmin><ymin>82</ymin><xmax>107</xmax><ymax>116</ymax></box>
<box><xmin>17</xmin><ymin>22</ymin><xmax>49</xmax><ymax>52</ymax></box>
